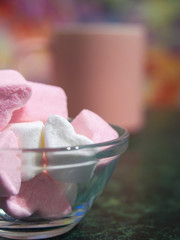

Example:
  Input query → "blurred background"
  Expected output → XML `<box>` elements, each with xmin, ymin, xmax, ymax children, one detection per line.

<box><xmin>0</xmin><ymin>0</ymin><xmax>180</xmax><ymax>133</ymax></box>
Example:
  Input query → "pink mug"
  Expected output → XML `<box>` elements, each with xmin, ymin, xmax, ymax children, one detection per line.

<box><xmin>13</xmin><ymin>24</ymin><xmax>146</xmax><ymax>133</ymax></box>
<box><xmin>50</xmin><ymin>24</ymin><xmax>146</xmax><ymax>132</ymax></box>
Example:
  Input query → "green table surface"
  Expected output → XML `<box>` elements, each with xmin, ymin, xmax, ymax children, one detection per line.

<box><xmin>50</xmin><ymin>110</ymin><xmax>180</xmax><ymax>240</ymax></box>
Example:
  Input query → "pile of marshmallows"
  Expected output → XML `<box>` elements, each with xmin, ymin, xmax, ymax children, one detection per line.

<box><xmin>0</xmin><ymin>70</ymin><xmax>118</xmax><ymax>219</ymax></box>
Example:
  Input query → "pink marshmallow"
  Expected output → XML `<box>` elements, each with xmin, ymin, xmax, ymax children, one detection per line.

<box><xmin>0</xmin><ymin>129</ymin><xmax>21</xmax><ymax>197</ymax></box>
<box><xmin>0</xmin><ymin>70</ymin><xmax>32</xmax><ymax>130</ymax></box>
<box><xmin>72</xmin><ymin>109</ymin><xmax>119</xmax><ymax>143</ymax></box>
<box><xmin>1</xmin><ymin>173</ymin><xmax>71</xmax><ymax>219</ymax></box>
<box><xmin>10</xmin><ymin>81</ymin><xmax>68</xmax><ymax>124</ymax></box>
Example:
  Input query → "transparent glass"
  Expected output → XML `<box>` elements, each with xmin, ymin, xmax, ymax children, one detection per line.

<box><xmin>0</xmin><ymin>125</ymin><xmax>129</xmax><ymax>239</ymax></box>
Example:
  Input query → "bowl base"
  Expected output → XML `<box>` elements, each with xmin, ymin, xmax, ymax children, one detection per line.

<box><xmin>0</xmin><ymin>223</ymin><xmax>77</xmax><ymax>239</ymax></box>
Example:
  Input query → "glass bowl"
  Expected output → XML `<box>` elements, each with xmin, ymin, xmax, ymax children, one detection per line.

<box><xmin>0</xmin><ymin>125</ymin><xmax>129</xmax><ymax>239</ymax></box>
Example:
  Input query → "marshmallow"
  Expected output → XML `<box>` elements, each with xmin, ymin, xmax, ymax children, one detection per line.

<box><xmin>62</xmin><ymin>183</ymin><xmax>77</xmax><ymax>206</ymax></box>
<box><xmin>0</xmin><ymin>70</ymin><xmax>32</xmax><ymax>130</ymax></box>
<box><xmin>72</xmin><ymin>109</ymin><xmax>119</xmax><ymax>143</ymax></box>
<box><xmin>44</xmin><ymin>115</ymin><xmax>98</xmax><ymax>183</ymax></box>
<box><xmin>10</xmin><ymin>81</ymin><xmax>68</xmax><ymax>124</ymax></box>
<box><xmin>0</xmin><ymin>129</ymin><xmax>21</xmax><ymax>197</ymax></box>
<box><xmin>41</xmin><ymin>154</ymin><xmax>77</xmax><ymax>204</ymax></box>
<box><xmin>8</xmin><ymin>121</ymin><xmax>44</xmax><ymax>181</ymax></box>
<box><xmin>1</xmin><ymin>173</ymin><xmax>71</xmax><ymax>219</ymax></box>
<box><xmin>72</xmin><ymin>110</ymin><xmax>120</xmax><ymax>169</ymax></box>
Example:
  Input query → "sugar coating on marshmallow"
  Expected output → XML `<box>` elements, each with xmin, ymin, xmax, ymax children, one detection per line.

<box><xmin>0</xmin><ymin>70</ymin><xmax>32</xmax><ymax>130</ymax></box>
<box><xmin>1</xmin><ymin>173</ymin><xmax>71</xmax><ymax>219</ymax></box>
<box><xmin>45</xmin><ymin>115</ymin><xmax>94</xmax><ymax>148</ymax></box>
<box><xmin>72</xmin><ymin>109</ymin><xmax>119</xmax><ymax>143</ymax></box>
<box><xmin>44</xmin><ymin>115</ymin><xmax>98</xmax><ymax>183</ymax></box>
<box><xmin>8</xmin><ymin>121</ymin><xmax>44</xmax><ymax>181</ymax></box>
<box><xmin>0</xmin><ymin>129</ymin><xmax>21</xmax><ymax>197</ymax></box>
<box><xmin>10</xmin><ymin>81</ymin><xmax>68</xmax><ymax>124</ymax></box>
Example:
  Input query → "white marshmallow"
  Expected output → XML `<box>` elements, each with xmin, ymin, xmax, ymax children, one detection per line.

<box><xmin>44</xmin><ymin>115</ymin><xmax>98</xmax><ymax>183</ymax></box>
<box><xmin>8</xmin><ymin>121</ymin><xmax>44</xmax><ymax>181</ymax></box>
<box><xmin>62</xmin><ymin>182</ymin><xmax>77</xmax><ymax>206</ymax></box>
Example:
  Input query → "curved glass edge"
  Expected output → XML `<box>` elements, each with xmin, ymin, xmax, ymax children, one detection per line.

<box><xmin>0</xmin><ymin>125</ymin><xmax>129</xmax><ymax>153</ymax></box>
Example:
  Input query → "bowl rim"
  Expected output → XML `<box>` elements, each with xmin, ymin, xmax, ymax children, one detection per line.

<box><xmin>0</xmin><ymin>124</ymin><xmax>129</xmax><ymax>152</ymax></box>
